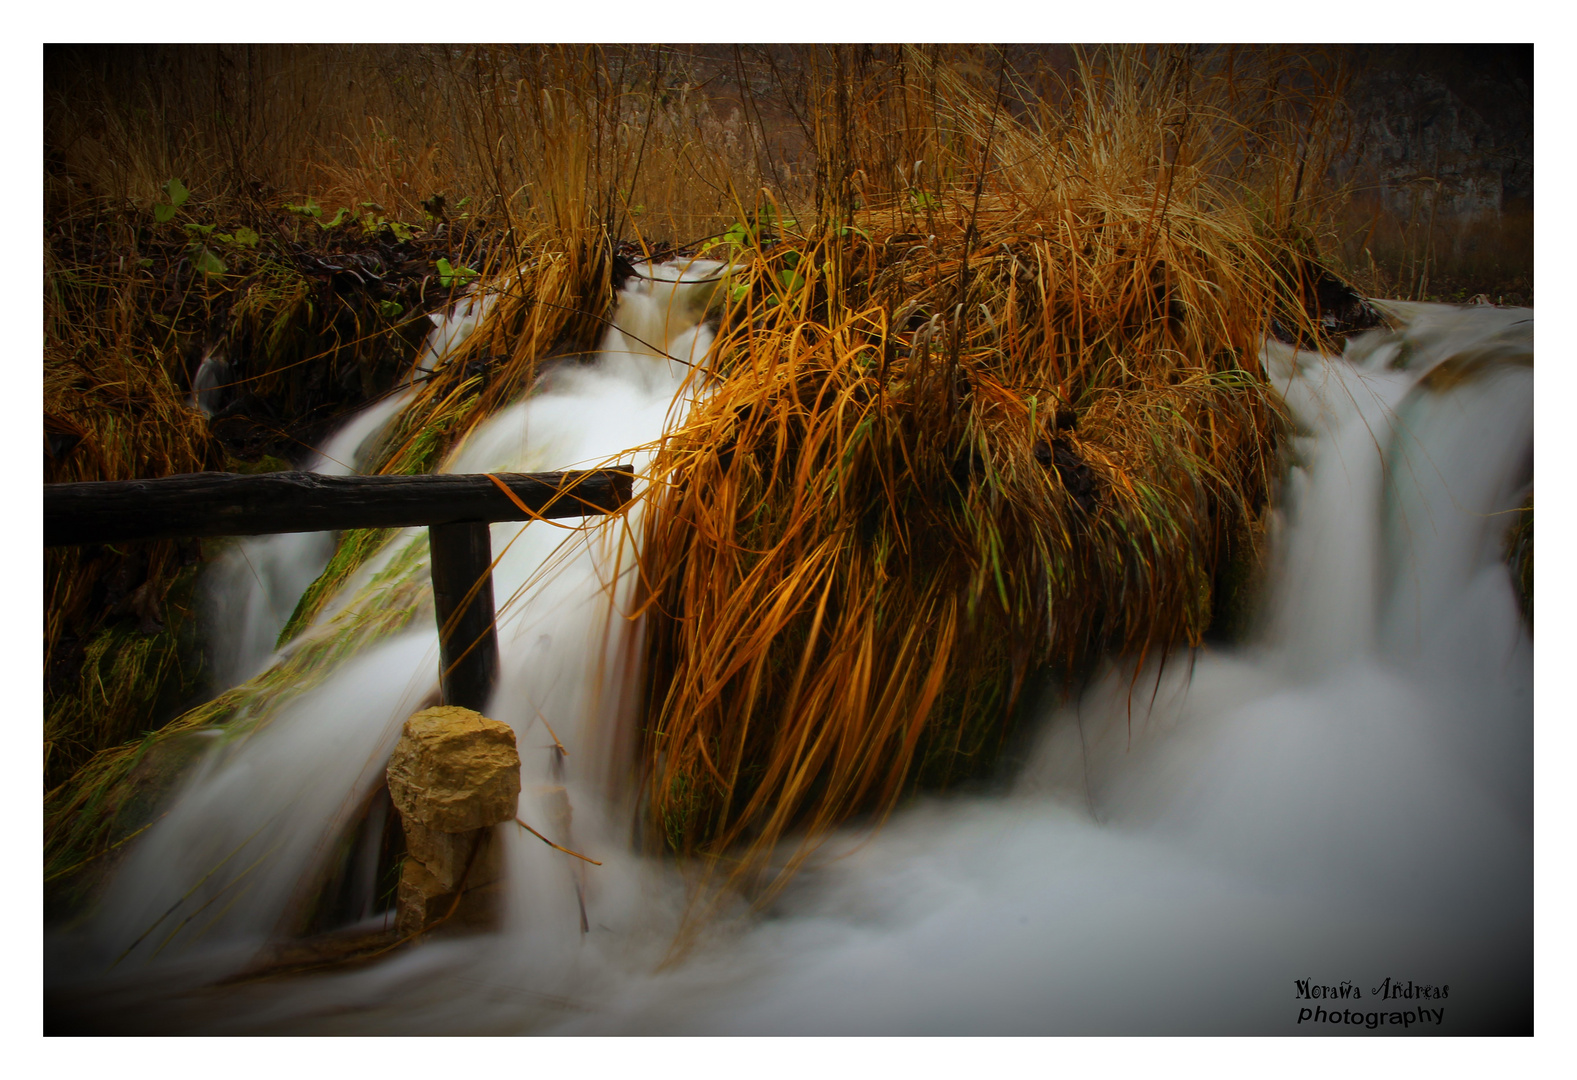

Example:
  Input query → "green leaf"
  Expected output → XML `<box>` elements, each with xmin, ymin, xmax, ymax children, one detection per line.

<box><xmin>191</xmin><ymin>246</ymin><xmax>227</xmax><ymax>276</ymax></box>
<box><xmin>285</xmin><ymin>199</ymin><xmax>321</xmax><ymax>218</ymax></box>
<box><xmin>137</xmin><ymin>258</ymin><xmax>153</xmax><ymax>270</ymax></box>
<box><xmin>183</xmin><ymin>222</ymin><xmax>216</xmax><ymax>236</ymax></box>
<box><xmin>232</xmin><ymin>226</ymin><xmax>260</xmax><ymax>247</ymax></box>
<box><xmin>729</xmin><ymin>283</ymin><xmax>750</xmax><ymax>302</ymax></box>
<box><xmin>321</xmin><ymin>207</ymin><xmax>350</xmax><ymax>230</ymax></box>
<box><xmin>379</xmin><ymin>300</ymin><xmax>404</xmax><ymax>318</ymax></box>
<box><xmin>777</xmin><ymin>269</ymin><xmax>805</xmax><ymax>292</ymax></box>
<box><xmin>153</xmin><ymin>202</ymin><xmax>178</xmax><ymax>223</ymax></box>
<box><xmin>388</xmin><ymin>221</ymin><xmax>414</xmax><ymax>242</ymax></box>
<box><xmin>163</xmin><ymin>178</ymin><xmax>189</xmax><ymax>207</ymax></box>
<box><xmin>436</xmin><ymin>257</ymin><xmax>478</xmax><ymax>288</ymax></box>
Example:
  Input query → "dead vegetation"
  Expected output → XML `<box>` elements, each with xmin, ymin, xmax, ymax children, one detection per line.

<box><xmin>47</xmin><ymin>45</ymin><xmax>1361</xmax><ymax>915</ymax></box>
<box><xmin>631</xmin><ymin>49</ymin><xmax>1336</xmax><ymax>904</ymax></box>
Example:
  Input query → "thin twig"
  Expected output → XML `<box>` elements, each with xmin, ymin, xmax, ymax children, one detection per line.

<box><xmin>515</xmin><ymin>817</ymin><xmax>603</xmax><ymax>865</ymax></box>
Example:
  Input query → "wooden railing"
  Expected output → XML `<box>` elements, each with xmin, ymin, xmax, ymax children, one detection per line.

<box><xmin>44</xmin><ymin>467</ymin><xmax>635</xmax><ymax>713</ymax></box>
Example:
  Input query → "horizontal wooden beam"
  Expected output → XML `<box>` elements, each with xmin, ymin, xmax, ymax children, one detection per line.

<box><xmin>44</xmin><ymin>468</ymin><xmax>634</xmax><ymax>547</ymax></box>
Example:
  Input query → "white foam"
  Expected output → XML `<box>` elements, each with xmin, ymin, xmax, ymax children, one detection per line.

<box><xmin>52</xmin><ymin>299</ymin><xmax>1533</xmax><ymax>1035</ymax></box>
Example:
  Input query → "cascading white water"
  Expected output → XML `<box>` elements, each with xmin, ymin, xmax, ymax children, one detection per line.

<box><xmin>203</xmin><ymin>392</ymin><xmax>411</xmax><ymax>686</ymax></box>
<box><xmin>205</xmin><ymin>287</ymin><xmax>528</xmax><ymax>688</ymax></box>
<box><xmin>191</xmin><ymin>348</ymin><xmax>231</xmax><ymax>418</ymax></box>
<box><xmin>47</xmin><ymin>291</ymin><xmax>1532</xmax><ymax>1035</ymax></box>
<box><xmin>46</xmin><ymin>259</ymin><xmax>726</xmax><ymax>1012</ymax></box>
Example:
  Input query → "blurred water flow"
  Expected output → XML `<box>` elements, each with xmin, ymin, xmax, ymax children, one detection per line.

<box><xmin>51</xmin><ymin>286</ymin><xmax>1532</xmax><ymax>1035</ymax></box>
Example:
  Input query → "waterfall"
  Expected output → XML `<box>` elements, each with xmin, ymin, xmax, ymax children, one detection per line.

<box><xmin>47</xmin><ymin>292</ymin><xmax>1532</xmax><ymax>1035</ymax></box>
<box><xmin>203</xmin><ymin>285</ymin><xmax>559</xmax><ymax>688</ymax></box>
<box><xmin>202</xmin><ymin>392</ymin><xmax>411</xmax><ymax>687</ymax></box>
<box><xmin>190</xmin><ymin>348</ymin><xmax>231</xmax><ymax>418</ymax></box>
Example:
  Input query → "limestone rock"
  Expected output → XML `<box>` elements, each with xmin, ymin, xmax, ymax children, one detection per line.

<box><xmin>387</xmin><ymin>707</ymin><xmax>519</xmax><ymax>936</ymax></box>
<box><xmin>402</xmin><ymin>818</ymin><xmax>505</xmax><ymax>893</ymax></box>
<box><xmin>395</xmin><ymin>852</ymin><xmax>504</xmax><ymax>938</ymax></box>
<box><xmin>386</xmin><ymin>706</ymin><xmax>521</xmax><ymax>833</ymax></box>
<box><xmin>395</xmin><ymin>858</ymin><xmax>446</xmax><ymax>937</ymax></box>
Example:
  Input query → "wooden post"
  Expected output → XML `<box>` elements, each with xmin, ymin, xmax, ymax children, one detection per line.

<box><xmin>428</xmin><ymin>521</ymin><xmax>501</xmax><ymax>713</ymax></box>
<box><xmin>42</xmin><ymin>466</ymin><xmax>636</xmax><ymax>710</ymax></box>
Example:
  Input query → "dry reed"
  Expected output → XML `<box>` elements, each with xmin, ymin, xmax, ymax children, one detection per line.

<box><xmin>633</xmin><ymin>48</ymin><xmax>1331</xmax><ymax>905</ymax></box>
<box><xmin>44</xmin><ymin>43</ymin><xmax>769</xmax><ymax>881</ymax></box>
<box><xmin>46</xmin><ymin>46</ymin><xmax>1356</xmax><ymax>919</ymax></box>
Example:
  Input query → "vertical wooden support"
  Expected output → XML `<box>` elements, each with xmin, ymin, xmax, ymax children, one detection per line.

<box><xmin>428</xmin><ymin>521</ymin><xmax>500</xmax><ymax>713</ymax></box>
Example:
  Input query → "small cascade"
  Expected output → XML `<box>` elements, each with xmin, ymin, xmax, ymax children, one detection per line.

<box><xmin>54</xmin><ymin>260</ymin><xmax>725</xmax><ymax>988</ymax></box>
<box><xmin>48</xmin><ymin>293</ymin><xmax>1532</xmax><ymax>1035</ymax></box>
<box><xmin>202</xmin><ymin>287</ymin><xmax>535</xmax><ymax>688</ymax></box>
<box><xmin>1259</xmin><ymin>334</ymin><xmax>1417</xmax><ymax>670</ymax></box>
<box><xmin>190</xmin><ymin>347</ymin><xmax>232</xmax><ymax>418</ymax></box>
<box><xmin>414</xmin><ymin>289</ymin><xmax>497</xmax><ymax>375</ymax></box>
<box><xmin>202</xmin><ymin>392</ymin><xmax>410</xmax><ymax>687</ymax></box>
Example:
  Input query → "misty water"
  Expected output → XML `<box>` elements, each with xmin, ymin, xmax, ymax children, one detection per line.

<box><xmin>46</xmin><ymin>270</ymin><xmax>1532</xmax><ymax>1034</ymax></box>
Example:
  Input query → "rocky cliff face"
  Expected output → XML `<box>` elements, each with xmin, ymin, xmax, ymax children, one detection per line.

<box><xmin>1336</xmin><ymin>45</ymin><xmax>1532</xmax><ymax>303</ymax></box>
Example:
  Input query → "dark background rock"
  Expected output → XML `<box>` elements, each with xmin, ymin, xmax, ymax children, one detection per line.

<box><xmin>1333</xmin><ymin>45</ymin><xmax>1533</xmax><ymax>304</ymax></box>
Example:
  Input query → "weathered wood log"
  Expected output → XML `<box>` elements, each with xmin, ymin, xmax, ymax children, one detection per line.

<box><xmin>43</xmin><ymin>468</ymin><xmax>634</xmax><ymax>547</ymax></box>
<box><xmin>429</xmin><ymin>522</ymin><xmax>501</xmax><ymax>713</ymax></box>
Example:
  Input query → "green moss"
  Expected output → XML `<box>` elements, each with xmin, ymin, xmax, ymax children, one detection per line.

<box><xmin>278</xmin><ymin>527</ymin><xmax>397</xmax><ymax>647</ymax></box>
<box><xmin>44</xmin><ymin>531</ymin><xmax>433</xmax><ymax>892</ymax></box>
<box><xmin>276</xmin><ymin>391</ymin><xmax>481</xmax><ymax>648</ymax></box>
<box><xmin>224</xmin><ymin>452</ymin><xmax>296</xmax><ymax>475</ymax></box>
<box><xmin>45</xmin><ymin>728</ymin><xmax>219</xmax><ymax>922</ymax></box>
<box><xmin>44</xmin><ymin>559</ymin><xmax>207</xmax><ymax>792</ymax></box>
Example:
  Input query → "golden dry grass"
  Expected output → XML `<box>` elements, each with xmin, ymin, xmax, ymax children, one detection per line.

<box><xmin>43</xmin><ymin>45</ymin><xmax>767</xmax><ymax>793</ymax></box>
<box><xmin>43</xmin><ymin>44</ymin><xmax>771</xmax><ymax>886</ymax></box>
<box><xmin>46</xmin><ymin>46</ymin><xmax>1354</xmax><ymax>915</ymax></box>
<box><xmin>632</xmin><ymin>48</ymin><xmax>1329</xmax><ymax>905</ymax></box>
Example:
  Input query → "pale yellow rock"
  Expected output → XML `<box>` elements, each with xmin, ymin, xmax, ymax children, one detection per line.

<box><xmin>386</xmin><ymin>706</ymin><xmax>521</xmax><ymax>833</ymax></box>
<box><xmin>395</xmin><ymin>857</ymin><xmax>447</xmax><ymax>937</ymax></box>
<box><xmin>402</xmin><ymin>819</ymin><xmax>505</xmax><ymax>893</ymax></box>
<box><xmin>395</xmin><ymin>855</ymin><xmax>505</xmax><ymax>937</ymax></box>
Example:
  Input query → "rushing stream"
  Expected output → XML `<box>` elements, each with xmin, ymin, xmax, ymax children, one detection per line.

<box><xmin>46</xmin><ymin>275</ymin><xmax>1533</xmax><ymax>1034</ymax></box>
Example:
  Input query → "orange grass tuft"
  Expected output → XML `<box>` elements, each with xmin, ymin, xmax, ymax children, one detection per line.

<box><xmin>45</xmin><ymin>46</ymin><xmax>1359</xmax><ymax>922</ymax></box>
<box><xmin>634</xmin><ymin>48</ymin><xmax>1328</xmax><ymax>902</ymax></box>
